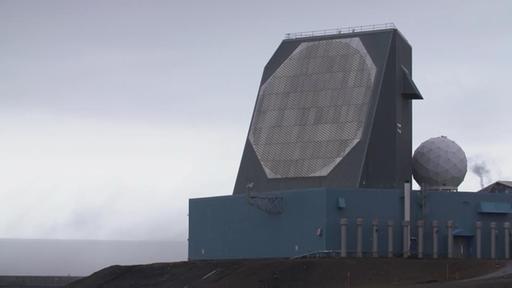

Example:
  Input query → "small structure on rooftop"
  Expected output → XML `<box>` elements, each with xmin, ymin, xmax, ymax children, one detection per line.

<box><xmin>479</xmin><ymin>181</ymin><xmax>512</xmax><ymax>194</ymax></box>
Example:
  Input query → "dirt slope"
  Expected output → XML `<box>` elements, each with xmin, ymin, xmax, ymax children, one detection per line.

<box><xmin>67</xmin><ymin>258</ymin><xmax>511</xmax><ymax>288</ymax></box>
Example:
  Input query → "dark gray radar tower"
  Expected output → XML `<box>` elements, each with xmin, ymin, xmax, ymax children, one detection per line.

<box><xmin>234</xmin><ymin>24</ymin><xmax>422</xmax><ymax>194</ymax></box>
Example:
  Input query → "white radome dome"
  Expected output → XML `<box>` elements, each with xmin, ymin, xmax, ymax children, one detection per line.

<box><xmin>412</xmin><ymin>136</ymin><xmax>467</xmax><ymax>191</ymax></box>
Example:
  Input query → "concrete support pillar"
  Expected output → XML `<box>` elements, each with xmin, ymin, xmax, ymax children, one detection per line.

<box><xmin>432</xmin><ymin>221</ymin><xmax>439</xmax><ymax>259</ymax></box>
<box><xmin>417</xmin><ymin>220</ymin><xmax>424</xmax><ymax>259</ymax></box>
<box><xmin>403</xmin><ymin>183</ymin><xmax>411</xmax><ymax>257</ymax></box>
<box><xmin>387</xmin><ymin>220</ymin><xmax>394</xmax><ymax>258</ymax></box>
<box><xmin>505</xmin><ymin>222</ymin><xmax>510</xmax><ymax>259</ymax></box>
<box><xmin>356</xmin><ymin>218</ymin><xmax>363</xmax><ymax>258</ymax></box>
<box><xmin>340</xmin><ymin>218</ymin><xmax>348</xmax><ymax>258</ymax></box>
<box><xmin>402</xmin><ymin>220</ymin><xmax>410</xmax><ymax>258</ymax></box>
<box><xmin>476</xmin><ymin>221</ymin><xmax>482</xmax><ymax>259</ymax></box>
<box><xmin>491</xmin><ymin>222</ymin><xmax>497</xmax><ymax>259</ymax></box>
<box><xmin>404</xmin><ymin>183</ymin><xmax>411</xmax><ymax>223</ymax></box>
<box><xmin>447</xmin><ymin>220</ymin><xmax>454</xmax><ymax>259</ymax></box>
<box><xmin>372</xmin><ymin>219</ymin><xmax>379</xmax><ymax>258</ymax></box>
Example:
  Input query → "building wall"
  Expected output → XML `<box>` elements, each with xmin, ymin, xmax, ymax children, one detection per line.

<box><xmin>415</xmin><ymin>191</ymin><xmax>512</xmax><ymax>258</ymax></box>
<box><xmin>189</xmin><ymin>188</ymin><xmax>512</xmax><ymax>260</ymax></box>
<box><xmin>323</xmin><ymin>189</ymin><xmax>404</xmax><ymax>256</ymax></box>
<box><xmin>188</xmin><ymin>189</ymin><xmax>328</xmax><ymax>260</ymax></box>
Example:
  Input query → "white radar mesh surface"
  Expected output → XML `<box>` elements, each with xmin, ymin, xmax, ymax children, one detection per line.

<box><xmin>248</xmin><ymin>38</ymin><xmax>376</xmax><ymax>178</ymax></box>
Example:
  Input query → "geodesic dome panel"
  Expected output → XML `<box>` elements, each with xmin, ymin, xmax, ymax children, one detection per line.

<box><xmin>412</xmin><ymin>136</ymin><xmax>467</xmax><ymax>190</ymax></box>
<box><xmin>248</xmin><ymin>38</ymin><xmax>376</xmax><ymax>178</ymax></box>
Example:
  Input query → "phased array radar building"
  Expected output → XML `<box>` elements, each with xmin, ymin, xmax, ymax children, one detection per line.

<box><xmin>188</xmin><ymin>24</ymin><xmax>512</xmax><ymax>261</ymax></box>
<box><xmin>233</xmin><ymin>24</ymin><xmax>422</xmax><ymax>194</ymax></box>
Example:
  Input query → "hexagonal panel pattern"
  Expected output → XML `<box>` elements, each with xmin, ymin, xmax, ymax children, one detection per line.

<box><xmin>412</xmin><ymin>136</ymin><xmax>467</xmax><ymax>190</ymax></box>
<box><xmin>248</xmin><ymin>38</ymin><xmax>376</xmax><ymax>178</ymax></box>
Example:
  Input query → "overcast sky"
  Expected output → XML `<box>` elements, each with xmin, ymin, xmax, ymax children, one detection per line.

<box><xmin>1</xmin><ymin>0</ymin><xmax>511</xmax><ymax>241</ymax></box>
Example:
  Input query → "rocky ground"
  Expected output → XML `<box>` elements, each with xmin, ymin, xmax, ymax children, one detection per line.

<box><xmin>65</xmin><ymin>258</ymin><xmax>512</xmax><ymax>288</ymax></box>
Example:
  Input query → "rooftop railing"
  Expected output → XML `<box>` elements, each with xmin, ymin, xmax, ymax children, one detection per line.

<box><xmin>284</xmin><ymin>23</ymin><xmax>396</xmax><ymax>40</ymax></box>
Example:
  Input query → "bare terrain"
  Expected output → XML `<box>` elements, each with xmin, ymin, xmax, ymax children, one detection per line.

<box><xmin>67</xmin><ymin>258</ymin><xmax>512</xmax><ymax>288</ymax></box>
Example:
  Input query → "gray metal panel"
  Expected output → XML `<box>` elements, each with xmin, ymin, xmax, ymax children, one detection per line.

<box><xmin>232</xmin><ymin>29</ymin><xmax>416</xmax><ymax>195</ymax></box>
<box><xmin>248</xmin><ymin>38</ymin><xmax>376</xmax><ymax>178</ymax></box>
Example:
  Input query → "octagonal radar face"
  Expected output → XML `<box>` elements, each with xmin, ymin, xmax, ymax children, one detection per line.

<box><xmin>248</xmin><ymin>37</ymin><xmax>376</xmax><ymax>179</ymax></box>
<box><xmin>412</xmin><ymin>136</ymin><xmax>468</xmax><ymax>191</ymax></box>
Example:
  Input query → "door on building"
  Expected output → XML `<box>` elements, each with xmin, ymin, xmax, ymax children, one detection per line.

<box><xmin>453</xmin><ymin>236</ymin><xmax>473</xmax><ymax>258</ymax></box>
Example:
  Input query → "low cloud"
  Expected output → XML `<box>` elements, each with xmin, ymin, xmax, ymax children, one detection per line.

<box><xmin>0</xmin><ymin>113</ymin><xmax>244</xmax><ymax>240</ymax></box>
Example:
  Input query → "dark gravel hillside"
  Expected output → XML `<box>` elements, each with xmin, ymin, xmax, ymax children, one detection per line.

<box><xmin>66</xmin><ymin>258</ymin><xmax>512</xmax><ymax>288</ymax></box>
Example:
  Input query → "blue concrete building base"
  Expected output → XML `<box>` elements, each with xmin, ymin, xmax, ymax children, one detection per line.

<box><xmin>188</xmin><ymin>188</ymin><xmax>512</xmax><ymax>260</ymax></box>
